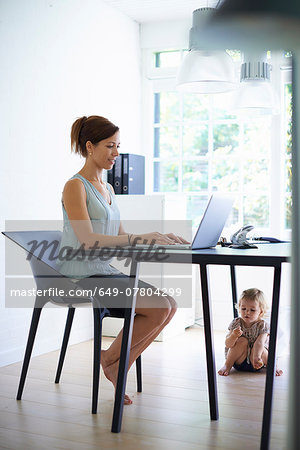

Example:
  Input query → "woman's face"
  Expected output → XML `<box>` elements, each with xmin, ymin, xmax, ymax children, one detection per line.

<box><xmin>87</xmin><ymin>131</ymin><xmax>120</xmax><ymax>170</ymax></box>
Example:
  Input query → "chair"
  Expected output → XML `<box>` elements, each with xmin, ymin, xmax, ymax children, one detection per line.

<box><xmin>2</xmin><ymin>230</ymin><xmax>141</xmax><ymax>431</ymax></box>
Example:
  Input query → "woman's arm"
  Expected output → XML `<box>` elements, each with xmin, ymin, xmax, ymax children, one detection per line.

<box><xmin>63</xmin><ymin>179</ymin><xmax>130</xmax><ymax>247</ymax></box>
<box><xmin>63</xmin><ymin>179</ymin><xmax>183</xmax><ymax>247</ymax></box>
<box><xmin>118</xmin><ymin>221</ymin><xmax>127</xmax><ymax>236</ymax></box>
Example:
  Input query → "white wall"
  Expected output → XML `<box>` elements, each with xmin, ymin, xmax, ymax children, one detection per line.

<box><xmin>0</xmin><ymin>0</ymin><xmax>141</xmax><ymax>366</ymax></box>
<box><xmin>141</xmin><ymin>19</ymin><xmax>190</xmax><ymax>50</ymax></box>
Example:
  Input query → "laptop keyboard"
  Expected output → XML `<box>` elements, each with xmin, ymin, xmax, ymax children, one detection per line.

<box><xmin>134</xmin><ymin>243</ymin><xmax>192</xmax><ymax>249</ymax></box>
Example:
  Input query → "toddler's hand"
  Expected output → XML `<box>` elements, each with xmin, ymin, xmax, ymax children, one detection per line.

<box><xmin>233</xmin><ymin>326</ymin><xmax>243</xmax><ymax>337</ymax></box>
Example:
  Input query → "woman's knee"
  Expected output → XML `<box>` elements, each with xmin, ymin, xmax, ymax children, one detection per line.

<box><xmin>148</xmin><ymin>294</ymin><xmax>178</xmax><ymax>326</ymax></box>
<box><xmin>149</xmin><ymin>305</ymin><xmax>171</xmax><ymax>327</ymax></box>
<box><xmin>136</xmin><ymin>293</ymin><xmax>177</xmax><ymax>326</ymax></box>
<box><xmin>136</xmin><ymin>295</ymin><xmax>169</xmax><ymax>324</ymax></box>
<box><xmin>164</xmin><ymin>295</ymin><xmax>177</xmax><ymax>322</ymax></box>
<box><xmin>152</xmin><ymin>295</ymin><xmax>178</xmax><ymax>325</ymax></box>
<box><xmin>166</xmin><ymin>294</ymin><xmax>178</xmax><ymax>310</ymax></box>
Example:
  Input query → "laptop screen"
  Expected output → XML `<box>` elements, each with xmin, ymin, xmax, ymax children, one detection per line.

<box><xmin>191</xmin><ymin>193</ymin><xmax>234</xmax><ymax>249</ymax></box>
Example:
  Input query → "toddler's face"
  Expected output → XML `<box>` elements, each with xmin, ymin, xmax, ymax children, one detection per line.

<box><xmin>239</xmin><ymin>298</ymin><xmax>262</xmax><ymax>326</ymax></box>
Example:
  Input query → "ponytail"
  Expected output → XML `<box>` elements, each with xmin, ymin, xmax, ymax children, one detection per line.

<box><xmin>70</xmin><ymin>115</ymin><xmax>119</xmax><ymax>157</ymax></box>
<box><xmin>71</xmin><ymin>116</ymin><xmax>87</xmax><ymax>156</ymax></box>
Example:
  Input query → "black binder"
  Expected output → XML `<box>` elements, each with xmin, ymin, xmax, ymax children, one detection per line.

<box><xmin>122</xmin><ymin>154</ymin><xmax>145</xmax><ymax>195</ymax></box>
<box><xmin>107</xmin><ymin>168</ymin><xmax>114</xmax><ymax>186</ymax></box>
<box><xmin>113</xmin><ymin>155</ymin><xmax>122</xmax><ymax>194</ymax></box>
<box><xmin>107</xmin><ymin>154</ymin><xmax>145</xmax><ymax>194</ymax></box>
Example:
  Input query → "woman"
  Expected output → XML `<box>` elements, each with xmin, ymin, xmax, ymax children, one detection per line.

<box><xmin>59</xmin><ymin>115</ymin><xmax>188</xmax><ymax>404</ymax></box>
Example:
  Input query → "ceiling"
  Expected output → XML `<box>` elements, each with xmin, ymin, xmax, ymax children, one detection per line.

<box><xmin>103</xmin><ymin>0</ymin><xmax>220</xmax><ymax>24</ymax></box>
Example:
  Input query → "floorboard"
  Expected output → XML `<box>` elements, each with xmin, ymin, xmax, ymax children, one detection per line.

<box><xmin>0</xmin><ymin>327</ymin><xmax>289</xmax><ymax>449</ymax></box>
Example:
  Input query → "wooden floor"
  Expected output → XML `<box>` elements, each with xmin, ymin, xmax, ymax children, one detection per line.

<box><xmin>0</xmin><ymin>327</ymin><xmax>289</xmax><ymax>450</ymax></box>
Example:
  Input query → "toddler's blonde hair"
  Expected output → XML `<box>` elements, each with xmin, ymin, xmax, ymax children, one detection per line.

<box><xmin>237</xmin><ymin>288</ymin><xmax>268</xmax><ymax>318</ymax></box>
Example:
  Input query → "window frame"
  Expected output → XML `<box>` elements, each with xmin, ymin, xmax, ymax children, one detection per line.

<box><xmin>141</xmin><ymin>48</ymin><xmax>292</xmax><ymax>238</ymax></box>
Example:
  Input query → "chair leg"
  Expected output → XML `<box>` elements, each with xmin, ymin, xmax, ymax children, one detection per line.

<box><xmin>136</xmin><ymin>355</ymin><xmax>142</xmax><ymax>393</ymax></box>
<box><xmin>17</xmin><ymin>308</ymin><xmax>42</xmax><ymax>400</ymax></box>
<box><xmin>92</xmin><ymin>307</ymin><xmax>102</xmax><ymax>414</ymax></box>
<box><xmin>55</xmin><ymin>307</ymin><xmax>75</xmax><ymax>384</ymax></box>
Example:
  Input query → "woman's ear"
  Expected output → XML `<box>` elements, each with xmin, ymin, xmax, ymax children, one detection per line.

<box><xmin>86</xmin><ymin>141</ymin><xmax>93</xmax><ymax>153</ymax></box>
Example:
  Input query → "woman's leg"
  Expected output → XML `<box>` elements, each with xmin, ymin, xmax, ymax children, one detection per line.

<box><xmin>101</xmin><ymin>293</ymin><xmax>177</xmax><ymax>403</ymax></box>
<box><xmin>218</xmin><ymin>337</ymin><xmax>248</xmax><ymax>376</ymax></box>
<box><xmin>102</xmin><ymin>293</ymin><xmax>176</xmax><ymax>366</ymax></box>
<box><xmin>127</xmin><ymin>295</ymin><xmax>177</xmax><ymax>364</ymax></box>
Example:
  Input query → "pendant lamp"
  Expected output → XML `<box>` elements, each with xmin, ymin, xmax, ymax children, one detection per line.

<box><xmin>231</xmin><ymin>50</ymin><xmax>280</xmax><ymax>115</ymax></box>
<box><xmin>176</xmin><ymin>7</ymin><xmax>238</xmax><ymax>93</ymax></box>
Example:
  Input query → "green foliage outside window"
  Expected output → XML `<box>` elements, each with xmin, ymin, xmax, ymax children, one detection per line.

<box><xmin>213</xmin><ymin>124</ymin><xmax>239</xmax><ymax>152</ymax></box>
<box><xmin>285</xmin><ymin>83</ymin><xmax>292</xmax><ymax>229</ymax></box>
<box><xmin>183</xmin><ymin>93</ymin><xmax>209</xmax><ymax>121</ymax></box>
<box><xmin>212</xmin><ymin>148</ymin><xmax>240</xmax><ymax>192</ymax></box>
<box><xmin>183</xmin><ymin>126</ymin><xmax>208</xmax><ymax>156</ymax></box>
<box><xmin>153</xmin><ymin>91</ymin><xmax>273</xmax><ymax>228</ymax></box>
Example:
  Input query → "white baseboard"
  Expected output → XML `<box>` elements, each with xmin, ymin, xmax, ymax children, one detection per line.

<box><xmin>0</xmin><ymin>326</ymin><xmax>93</xmax><ymax>368</ymax></box>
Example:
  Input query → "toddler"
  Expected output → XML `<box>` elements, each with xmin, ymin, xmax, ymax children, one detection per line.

<box><xmin>218</xmin><ymin>288</ymin><xmax>283</xmax><ymax>376</ymax></box>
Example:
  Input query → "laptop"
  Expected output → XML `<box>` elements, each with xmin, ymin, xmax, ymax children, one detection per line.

<box><xmin>135</xmin><ymin>193</ymin><xmax>234</xmax><ymax>251</ymax></box>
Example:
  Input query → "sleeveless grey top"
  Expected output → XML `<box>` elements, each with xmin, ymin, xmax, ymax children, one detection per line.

<box><xmin>57</xmin><ymin>173</ymin><xmax>122</xmax><ymax>279</ymax></box>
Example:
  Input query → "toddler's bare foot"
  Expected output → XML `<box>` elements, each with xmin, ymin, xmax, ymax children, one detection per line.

<box><xmin>276</xmin><ymin>368</ymin><xmax>283</xmax><ymax>376</ymax></box>
<box><xmin>218</xmin><ymin>365</ymin><xmax>231</xmax><ymax>376</ymax></box>
<box><xmin>101</xmin><ymin>351</ymin><xmax>133</xmax><ymax>405</ymax></box>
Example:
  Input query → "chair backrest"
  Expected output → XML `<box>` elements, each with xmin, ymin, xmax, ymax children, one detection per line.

<box><xmin>2</xmin><ymin>230</ymin><xmax>93</xmax><ymax>307</ymax></box>
<box><xmin>2</xmin><ymin>230</ymin><xmax>68</xmax><ymax>289</ymax></box>
<box><xmin>2</xmin><ymin>230</ymin><xmax>63</xmax><ymax>273</ymax></box>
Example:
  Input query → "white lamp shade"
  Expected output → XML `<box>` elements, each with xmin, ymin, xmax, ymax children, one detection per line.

<box><xmin>176</xmin><ymin>49</ymin><xmax>238</xmax><ymax>94</ymax></box>
<box><xmin>231</xmin><ymin>79</ymin><xmax>280</xmax><ymax>116</ymax></box>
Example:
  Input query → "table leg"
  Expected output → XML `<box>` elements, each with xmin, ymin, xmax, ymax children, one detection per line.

<box><xmin>260</xmin><ymin>265</ymin><xmax>282</xmax><ymax>450</ymax></box>
<box><xmin>199</xmin><ymin>264</ymin><xmax>219</xmax><ymax>420</ymax></box>
<box><xmin>230</xmin><ymin>265</ymin><xmax>238</xmax><ymax>318</ymax></box>
<box><xmin>111</xmin><ymin>260</ymin><xmax>140</xmax><ymax>433</ymax></box>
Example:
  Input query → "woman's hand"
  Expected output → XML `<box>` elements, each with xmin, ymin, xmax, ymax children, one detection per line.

<box><xmin>131</xmin><ymin>232</ymin><xmax>189</xmax><ymax>246</ymax></box>
<box><xmin>165</xmin><ymin>233</ymin><xmax>190</xmax><ymax>244</ymax></box>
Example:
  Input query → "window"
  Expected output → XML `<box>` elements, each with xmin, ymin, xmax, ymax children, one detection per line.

<box><xmin>144</xmin><ymin>49</ymin><xmax>292</xmax><ymax>234</ymax></box>
<box><xmin>280</xmin><ymin>53</ymin><xmax>292</xmax><ymax>231</ymax></box>
<box><xmin>283</xmin><ymin>82</ymin><xmax>292</xmax><ymax>228</ymax></box>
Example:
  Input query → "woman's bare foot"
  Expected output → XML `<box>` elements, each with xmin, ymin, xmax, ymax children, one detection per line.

<box><xmin>218</xmin><ymin>365</ymin><xmax>231</xmax><ymax>376</ymax></box>
<box><xmin>101</xmin><ymin>351</ymin><xmax>133</xmax><ymax>405</ymax></box>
